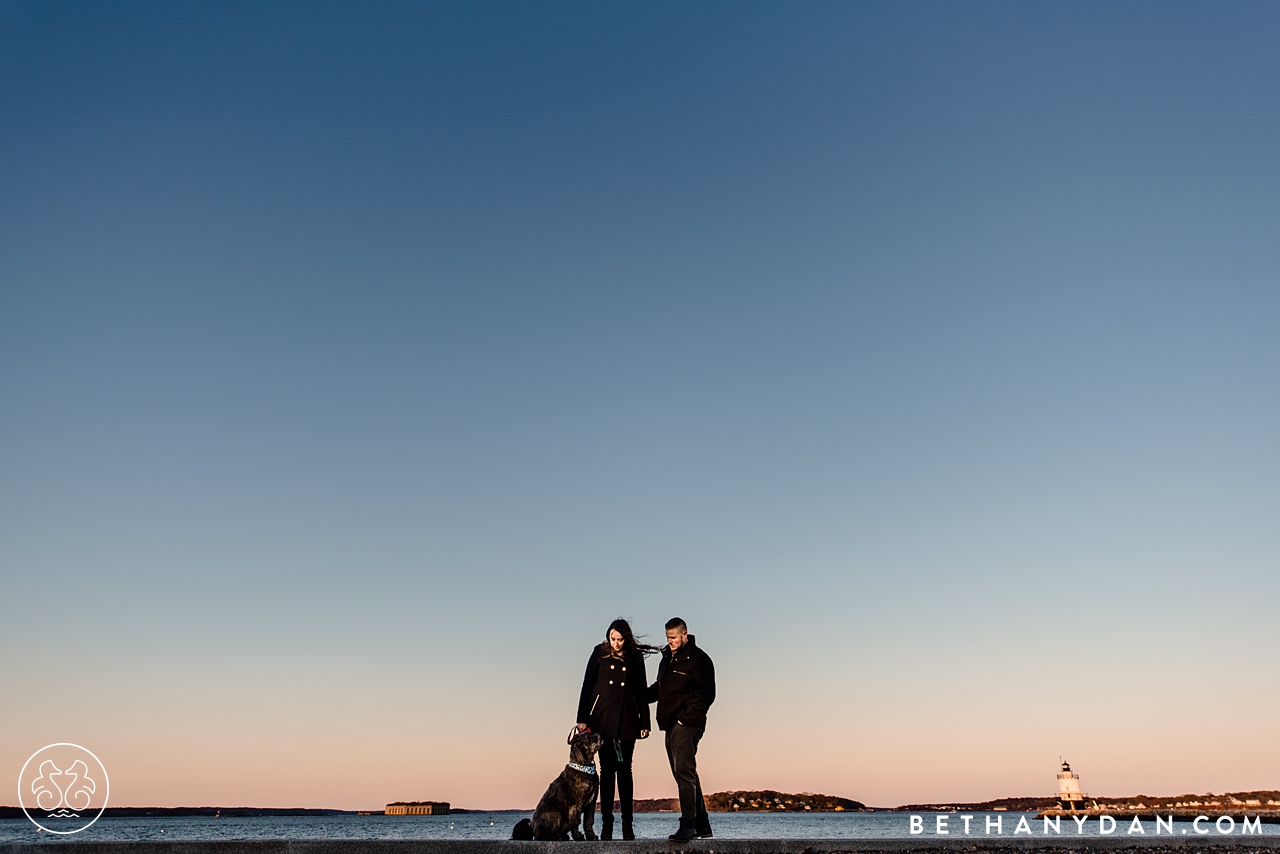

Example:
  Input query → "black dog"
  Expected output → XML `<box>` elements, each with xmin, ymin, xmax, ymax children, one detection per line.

<box><xmin>512</xmin><ymin>729</ymin><xmax>604</xmax><ymax>840</ymax></box>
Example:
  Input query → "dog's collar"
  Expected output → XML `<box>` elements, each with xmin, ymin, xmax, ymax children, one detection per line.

<box><xmin>567</xmin><ymin>762</ymin><xmax>596</xmax><ymax>775</ymax></box>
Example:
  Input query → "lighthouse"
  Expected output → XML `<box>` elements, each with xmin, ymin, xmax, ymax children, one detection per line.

<box><xmin>1056</xmin><ymin>760</ymin><xmax>1088</xmax><ymax>810</ymax></box>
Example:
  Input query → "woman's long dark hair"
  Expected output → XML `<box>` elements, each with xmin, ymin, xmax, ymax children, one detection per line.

<box><xmin>604</xmin><ymin>618</ymin><xmax>663</xmax><ymax>660</ymax></box>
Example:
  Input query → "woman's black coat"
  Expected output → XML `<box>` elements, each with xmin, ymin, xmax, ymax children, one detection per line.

<box><xmin>576</xmin><ymin>644</ymin><xmax>652</xmax><ymax>740</ymax></box>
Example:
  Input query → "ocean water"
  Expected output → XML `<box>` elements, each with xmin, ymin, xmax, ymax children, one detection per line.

<box><xmin>2</xmin><ymin>811</ymin><xmax>1277</xmax><ymax>843</ymax></box>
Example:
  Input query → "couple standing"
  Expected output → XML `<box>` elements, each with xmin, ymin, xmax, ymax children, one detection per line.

<box><xmin>575</xmin><ymin>617</ymin><xmax>716</xmax><ymax>841</ymax></box>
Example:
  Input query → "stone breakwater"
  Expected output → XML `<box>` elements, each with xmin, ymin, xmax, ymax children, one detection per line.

<box><xmin>4</xmin><ymin>840</ymin><xmax>1280</xmax><ymax>854</ymax></box>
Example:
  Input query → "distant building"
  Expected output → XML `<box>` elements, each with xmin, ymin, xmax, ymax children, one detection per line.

<box><xmin>1056</xmin><ymin>761</ymin><xmax>1088</xmax><ymax>810</ymax></box>
<box><xmin>385</xmin><ymin>802</ymin><xmax>450</xmax><ymax>815</ymax></box>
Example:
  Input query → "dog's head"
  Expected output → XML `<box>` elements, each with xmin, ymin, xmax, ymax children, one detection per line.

<box><xmin>568</xmin><ymin>729</ymin><xmax>604</xmax><ymax>765</ymax></box>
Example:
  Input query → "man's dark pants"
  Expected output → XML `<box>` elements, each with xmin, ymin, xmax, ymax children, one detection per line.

<box><xmin>665</xmin><ymin>723</ymin><xmax>710</xmax><ymax>833</ymax></box>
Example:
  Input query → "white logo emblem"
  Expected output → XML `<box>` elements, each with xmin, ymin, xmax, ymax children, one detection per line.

<box><xmin>18</xmin><ymin>744</ymin><xmax>110</xmax><ymax>834</ymax></box>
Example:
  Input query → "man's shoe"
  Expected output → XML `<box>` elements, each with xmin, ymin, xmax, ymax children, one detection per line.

<box><xmin>600</xmin><ymin>826</ymin><xmax>613</xmax><ymax>841</ymax></box>
<box><xmin>697</xmin><ymin>830</ymin><xmax>713</xmax><ymax>839</ymax></box>
<box><xmin>668</xmin><ymin>828</ymin><xmax>698</xmax><ymax>841</ymax></box>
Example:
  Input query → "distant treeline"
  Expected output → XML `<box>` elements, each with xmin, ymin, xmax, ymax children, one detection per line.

<box><xmin>632</xmin><ymin>790</ymin><xmax>868</xmax><ymax>813</ymax></box>
<box><xmin>893</xmin><ymin>791</ymin><xmax>1280</xmax><ymax>812</ymax></box>
<box><xmin>0</xmin><ymin>807</ymin><xmax>355</xmax><ymax>820</ymax></box>
<box><xmin>893</xmin><ymin>797</ymin><xmax>1057</xmax><ymax>812</ymax></box>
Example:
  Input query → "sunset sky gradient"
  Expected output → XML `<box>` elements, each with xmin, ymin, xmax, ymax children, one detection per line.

<box><xmin>2</xmin><ymin>1</ymin><xmax>1278</xmax><ymax>810</ymax></box>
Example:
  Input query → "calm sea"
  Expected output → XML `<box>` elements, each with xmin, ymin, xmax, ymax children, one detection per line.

<box><xmin>3</xmin><ymin>812</ymin><xmax>1277</xmax><ymax>843</ymax></box>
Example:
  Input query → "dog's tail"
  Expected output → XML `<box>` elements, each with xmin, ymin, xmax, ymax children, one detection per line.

<box><xmin>512</xmin><ymin>818</ymin><xmax>533</xmax><ymax>840</ymax></box>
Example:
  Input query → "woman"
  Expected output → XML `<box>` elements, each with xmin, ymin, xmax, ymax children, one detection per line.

<box><xmin>576</xmin><ymin>618</ymin><xmax>660</xmax><ymax>840</ymax></box>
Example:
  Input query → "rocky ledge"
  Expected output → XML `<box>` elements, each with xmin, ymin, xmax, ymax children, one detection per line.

<box><xmin>3</xmin><ymin>839</ymin><xmax>1280</xmax><ymax>854</ymax></box>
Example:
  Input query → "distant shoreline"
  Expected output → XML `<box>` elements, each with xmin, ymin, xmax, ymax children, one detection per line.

<box><xmin>0</xmin><ymin>808</ymin><xmax>363</xmax><ymax>820</ymax></box>
<box><xmin>892</xmin><ymin>790</ymin><xmax>1280</xmax><ymax>814</ymax></box>
<box><xmin>5</xmin><ymin>788</ymin><xmax>1275</xmax><ymax>822</ymax></box>
<box><xmin>0</xmin><ymin>808</ymin><xmax>538</xmax><ymax>820</ymax></box>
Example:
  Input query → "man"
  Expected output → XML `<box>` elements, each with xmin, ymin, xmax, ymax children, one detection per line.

<box><xmin>648</xmin><ymin>617</ymin><xmax>716</xmax><ymax>841</ymax></box>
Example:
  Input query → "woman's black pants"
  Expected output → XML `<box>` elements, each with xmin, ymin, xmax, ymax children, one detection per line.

<box><xmin>598</xmin><ymin>738</ymin><xmax>636</xmax><ymax>830</ymax></box>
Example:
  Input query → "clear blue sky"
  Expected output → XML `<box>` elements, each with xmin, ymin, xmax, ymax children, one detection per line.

<box><xmin>2</xmin><ymin>1</ymin><xmax>1277</xmax><ymax>809</ymax></box>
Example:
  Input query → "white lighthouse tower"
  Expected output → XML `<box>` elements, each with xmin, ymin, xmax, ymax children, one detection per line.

<box><xmin>1056</xmin><ymin>759</ymin><xmax>1088</xmax><ymax>810</ymax></box>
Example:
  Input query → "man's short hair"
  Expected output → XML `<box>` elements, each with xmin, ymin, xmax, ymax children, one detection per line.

<box><xmin>665</xmin><ymin>617</ymin><xmax>687</xmax><ymax>632</ymax></box>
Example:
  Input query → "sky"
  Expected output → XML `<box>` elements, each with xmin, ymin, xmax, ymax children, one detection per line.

<box><xmin>1</xmin><ymin>0</ymin><xmax>1278</xmax><ymax>811</ymax></box>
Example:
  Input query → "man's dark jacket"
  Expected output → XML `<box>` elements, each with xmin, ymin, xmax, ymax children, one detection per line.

<box><xmin>647</xmin><ymin>634</ymin><xmax>715</xmax><ymax>731</ymax></box>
